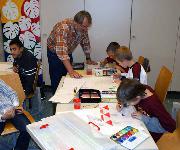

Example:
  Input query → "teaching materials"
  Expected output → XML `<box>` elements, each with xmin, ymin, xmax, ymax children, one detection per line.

<box><xmin>27</xmin><ymin>112</ymin><xmax>117</xmax><ymax>150</ymax></box>
<box><xmin>110</xmin><ymin>126</ymin><xmax>149</xmax><ymax>150</ymax></box>
<box><xmin>49</xmin><ymin>76</ymin><xmax>118</xmax><ymax>103</ymax></box>
<box><xmin>99</xmin><ymin>104</ymin><xmax>113</xmax><ymax>126</ymax></box>
<box><xmin>79</xmin><ymin>89</ymin><xmax>101</xmax><ymax>103</ymax></box>
<box><xmin>94</xmin><ymin>67</ymin><xmax>116</xmax><ymax>76</ymax></box>
<box><xmin>73</xmin><ymin>98</ymin><xmax>81</xmax><ymax>109</ymax></box>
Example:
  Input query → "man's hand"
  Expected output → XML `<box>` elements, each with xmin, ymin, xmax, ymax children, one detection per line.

<box><xmin>1</xmin><ymin>108</ymin><xmax>15</xmax><ymax>120</ymax></box>
<box><xmin>13</xmin><ymin>66</ymin><xmax>19</xmax><ymax>73</ymax></box>
<box><xmin>131</xmin><ymin>111</ymin><xmax>143</xmax><ymax>120</ymax></box>
<box><xmin>86</xmin><ymin>59</ymin><xmax>98</xmax><ymax>65</ymax></box>
<box><xmin>69</xmin><ymin>70</ymin><xmax>83</xmax><ymax>78</ymax></box>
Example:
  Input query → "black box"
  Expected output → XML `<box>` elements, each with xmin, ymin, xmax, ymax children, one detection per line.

<box><xmin>79</xmin><ymin>89</ymin><xmax>101</xmax><ymax>103</ymax></box>
<box><xmin>72</xmin><ymin>63</ymin><xmax>84</xmax><ymax>70</ymax></box>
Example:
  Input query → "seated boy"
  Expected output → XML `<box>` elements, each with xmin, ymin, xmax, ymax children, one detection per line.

<box><xmin>100</xmin><ymin>42</ymin><xmax>128</xmax><ymax>73</ymax></box>
<box><xmin>116</xmin><ymin>79</ymin><xmax>176</xmax><ymax>142</ymax></box>
<box><xmin>10</xmin><ymin>39</ymin><xmax>37</xmax><ymax>96</ymax></box>
<box><xmin>115</xmin><ymin>46</ymin><xmax>147</xmax><ymax>84</ymax></box>
<box><xmin>0</xmin><ymin>80</ymin><xmax>31</xmax><ymax>150</ymax></box>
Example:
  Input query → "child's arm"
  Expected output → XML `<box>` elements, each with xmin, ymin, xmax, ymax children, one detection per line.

<box><xmin>132</xmin><ymin>111</ymin><xmax>166</xmax><ymax>133</ymax></box>
<box><xmin>100</xmin><ymin>58</ymin><xmax>108</xmax><ymax>67</ymax></box>
<box><xmin>115</xmin><ymin>65</ymin><xmax>126</xmax><ymax>73</ymax></box>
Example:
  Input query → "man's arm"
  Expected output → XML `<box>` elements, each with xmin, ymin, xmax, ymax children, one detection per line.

<box><xmin>55</xmin><ymin>28</ymin><xmax>82</xmax><ymax>78</ymax></box>
<box><xmin>80</xmin><ymin>32</ymin><xmax>97</xmax><ymax>65</ymax></box>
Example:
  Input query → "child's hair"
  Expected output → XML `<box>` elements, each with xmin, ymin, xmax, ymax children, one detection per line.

<box><xmin>116</xmin><ymin>46</ymin><xmax>133</xmax><ymax>62</ymax></box>
<box><xmin>9</xmin><ymin>38</ymin><xmax>24</xmax><ymax>48</ymax></box>
<box><xmin>106</xmin><ymin>42</ymin><xmax>120</xmax><ymax>53</ymax></box>
<box><xmin>116</xmin><ymin>79</ymin><xmax>146</xmax><ymax>104</ymax></box>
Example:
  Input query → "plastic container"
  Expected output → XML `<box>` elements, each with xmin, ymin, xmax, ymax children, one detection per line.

<box><xmin>86</xmin><ymin>68</ymin><xmax>92</xmax><ymax>75</ymax></box>
<box><xmin>73</xmin><ymin>98</ymin><xmax>81</xmax><ymax>109</ymax></box>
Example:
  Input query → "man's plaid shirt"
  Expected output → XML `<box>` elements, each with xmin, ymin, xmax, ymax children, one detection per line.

<box><xmin>47</xmin><ymin>18</ymin><xmax>91</xmax><ymax>60</ymax></box>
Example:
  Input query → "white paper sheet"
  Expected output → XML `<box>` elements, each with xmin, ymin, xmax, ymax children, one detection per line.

<box><xmin>49</xmin><ymin>76</ymin><xmax>118</xmax><ymax>103</ymax></box>
<box><xmin>0</xmin><ymin>63</ymin><xmax>13</xmax><ymax>72</ymax></box>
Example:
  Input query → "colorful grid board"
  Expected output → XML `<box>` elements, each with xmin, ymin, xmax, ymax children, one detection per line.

<box><xmin>110</xmin><ymin>126</ymin><xmax>149</xmax><ymax>150</ymax></box>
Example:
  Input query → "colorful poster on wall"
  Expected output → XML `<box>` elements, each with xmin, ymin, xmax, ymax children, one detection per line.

<box><xmin>0</xmin><ymin>0</ymin><xmax>42</xmax><ymax>62</ymax></box>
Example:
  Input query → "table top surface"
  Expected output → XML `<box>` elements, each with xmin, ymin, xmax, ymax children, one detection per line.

<box><xmin>0</xmin><ymin>62</ymin><xmax>13</xmax><ymax>73</ymax></box>
<box><xmin>27</xmin><ymin>103</ymin><xmax>158</xmax><ymax>150</ymax></box>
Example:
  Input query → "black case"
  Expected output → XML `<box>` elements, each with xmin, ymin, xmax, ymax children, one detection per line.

<box><xmin>79</xmin><ymin>89</ymin><xmax>101</xmax><ymax>103</ymax></box>
<box><xmin>72</xmin><ymin>63</ymin><xmax>84</xmax><ymax>70</ymax></box>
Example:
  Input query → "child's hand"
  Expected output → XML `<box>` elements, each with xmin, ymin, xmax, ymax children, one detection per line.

<box><xmin>116</xmin><ymin>102</ymin><xmax>123</xmax><ymax>112</ymax></box>
<box><xmin>113</xmin><ymin>74</ymin><xmax>121</xmax><ymax>84</ymax></box>
<box><xmin>131</xmin><ymin>111</ymin><xmax>143</xmax><ymax>120</ymax></box>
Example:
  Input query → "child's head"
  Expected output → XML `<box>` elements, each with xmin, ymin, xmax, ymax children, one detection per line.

<box><xmin>116</xmin><ymin>79</ymin><xmax>146</xmax><ymax>106</ymax></box>
<box><xmin>106</xmin><ymin>42</ymin><xmax>120</xmax><ymax>59</ymax></box>
<box><xmin>9</xmin><ymin>38</ymin><xmax>24</xmax><ymax>59</ymax></box>
<box><xmin>116</xmin><ymin>46</ymin><xmax>133</xmax><ymax>68</ymax></box>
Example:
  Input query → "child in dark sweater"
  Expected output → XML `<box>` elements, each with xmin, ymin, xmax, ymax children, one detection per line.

<box><xmin>116</xmin><ymin>79</ymin><xmax>176</xmax><ymax>142</ymax></box>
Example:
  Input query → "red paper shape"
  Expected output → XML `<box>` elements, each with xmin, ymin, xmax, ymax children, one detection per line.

<box><xmin>103</xmin><ymin>105</ymin><xmax>109</xmax><ymax>110</ymax></box>
<box><xmin>106</xmin><ymin>120</ymin><xmax>113</xmax><ymax>126</ymax></box>
<box><xmin>104</xmin><ymin>112</ymin><xmax>110</xmax><ymax>117</ymax></box>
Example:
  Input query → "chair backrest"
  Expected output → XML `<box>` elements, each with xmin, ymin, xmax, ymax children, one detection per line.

<box><xmin>138</xmin><ymin>56</ymin><xmax>150</xmax><ymax>72</ymax></box>
<box><xmin>32</xmin><ymin>61</ymin><xmax>41</xmax><ymax>93</ymax></box>
<box><xmin>138</xmin><ymin>56</ymin><xmax>145</xmax><ymax>65</ymax></box>
<box><xmin>0</xmin><ymin>72</ymin><xmax>26</xmax><ymax>106</ymax></box>
<box><xmin>177</xmin><ymin>110</ymin><xmax>180</xmax><ymax>136</ymax></box>
<box><xmin>154</xmin><ymin>66</ymin><xmax>173</xmax><ymax>103</ymax></box>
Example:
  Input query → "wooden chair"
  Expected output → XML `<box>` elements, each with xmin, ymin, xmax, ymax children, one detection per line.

<box><xmin>26</xmin><ymin>61</ymin><xmax>41</xmax><ymax>109</ymax></box>
<box><xmin>156</xmin><ymin>110</ymin><xmax>180</xmax><ymax>150</ymax></box>
<box><xmin>0</xmin><ymin>73</ymin><xmax>35</xmax><ymax>135</ymax></box>
<box><xmin>138</xmin><ymin>56</ymin><xmax>145</xmax><ymax>65</ymax></box>
<box><xmin>154</xmin><ymin>66</ymin><xmax>173</xmax><ymax>103</ymax></box>
<box><xmin>138</xmin><ymin>56</ymin><xmax>150</xmax><ymax>72</ymax></box>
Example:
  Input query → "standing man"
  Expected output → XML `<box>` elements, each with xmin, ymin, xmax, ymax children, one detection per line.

<box><xmin>47</xmin><ymin>10</ymin><xmax>97</xmax><ymax>94</ymax></box>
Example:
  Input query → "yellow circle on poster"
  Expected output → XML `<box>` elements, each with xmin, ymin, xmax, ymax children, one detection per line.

<box><xmin>0</xmin><ymin>0</ymin><xmax>24</xmax><ymax>23</ymax></box>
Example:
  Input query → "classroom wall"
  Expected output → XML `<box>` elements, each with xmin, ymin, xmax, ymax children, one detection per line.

<box><xmin>40</xmin><ymin>0</ymin><xmax>180</xmax><ymax>91</ymax></box>
<box><xmin>40</xmin><ymin>0</ymin><xmax>131</xmax><ymax>85</ymax></box>
<box><xmin>40</xmin><ymin>0</ymin><xmax>84</xmax><ymax>85</ymax></box>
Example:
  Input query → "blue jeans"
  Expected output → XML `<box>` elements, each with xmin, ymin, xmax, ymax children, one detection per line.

<box><xmin>47</xmin><ymin>50</ymin><xmax>73</xmax><ymax>94</ymax></box>
<box><xmin>0</xmin><ymin>113</ymin><xmax>31</xmax><ymax>150</ymax></box>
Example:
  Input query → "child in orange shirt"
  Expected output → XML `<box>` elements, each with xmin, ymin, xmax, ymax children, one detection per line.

<box><xmin>100</xmin><ymin>42</ymin><xmax>128</xmax><ymax>73</ymax></box>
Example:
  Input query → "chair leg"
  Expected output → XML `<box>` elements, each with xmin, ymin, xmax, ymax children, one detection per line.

<box><xmin>29</xmin><ymin>98</ymin><xmax>32</xmax><ymax>109</ymax></box>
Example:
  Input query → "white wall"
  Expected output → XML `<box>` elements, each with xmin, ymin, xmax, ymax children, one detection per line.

<box><xmin>40</xmin><ymin>0</ymin><xmax>180</xmax><ymax>91</ymax></box>
<box><xmin>41</xmin><ymin>0</ymin><xmax>131</xmax><ymax>85</ymax></box>
<box><xmin>171</xmin><ymin>17</ymin><xmax>180</xmax><ymax>91</ymax></box>
<box><xmin>40</xmin><ymin>0</ymin><xmax>84</xmax><ymax>85</ymax></box>
<box><xmin>130</xmin><ymin>0</ymin><xmax>180</xmax><ymax>89</ymax></box>
<box><xmin>83</xmin><ymin>0</ymin><xmax>131</xmax><ymax>61</ymax></box>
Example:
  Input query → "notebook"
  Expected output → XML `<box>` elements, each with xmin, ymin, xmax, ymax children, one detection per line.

<box><xmin>110</xmin><ymin>126</ymin><xmax>149</xmax><ymax>150</ymax></box>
